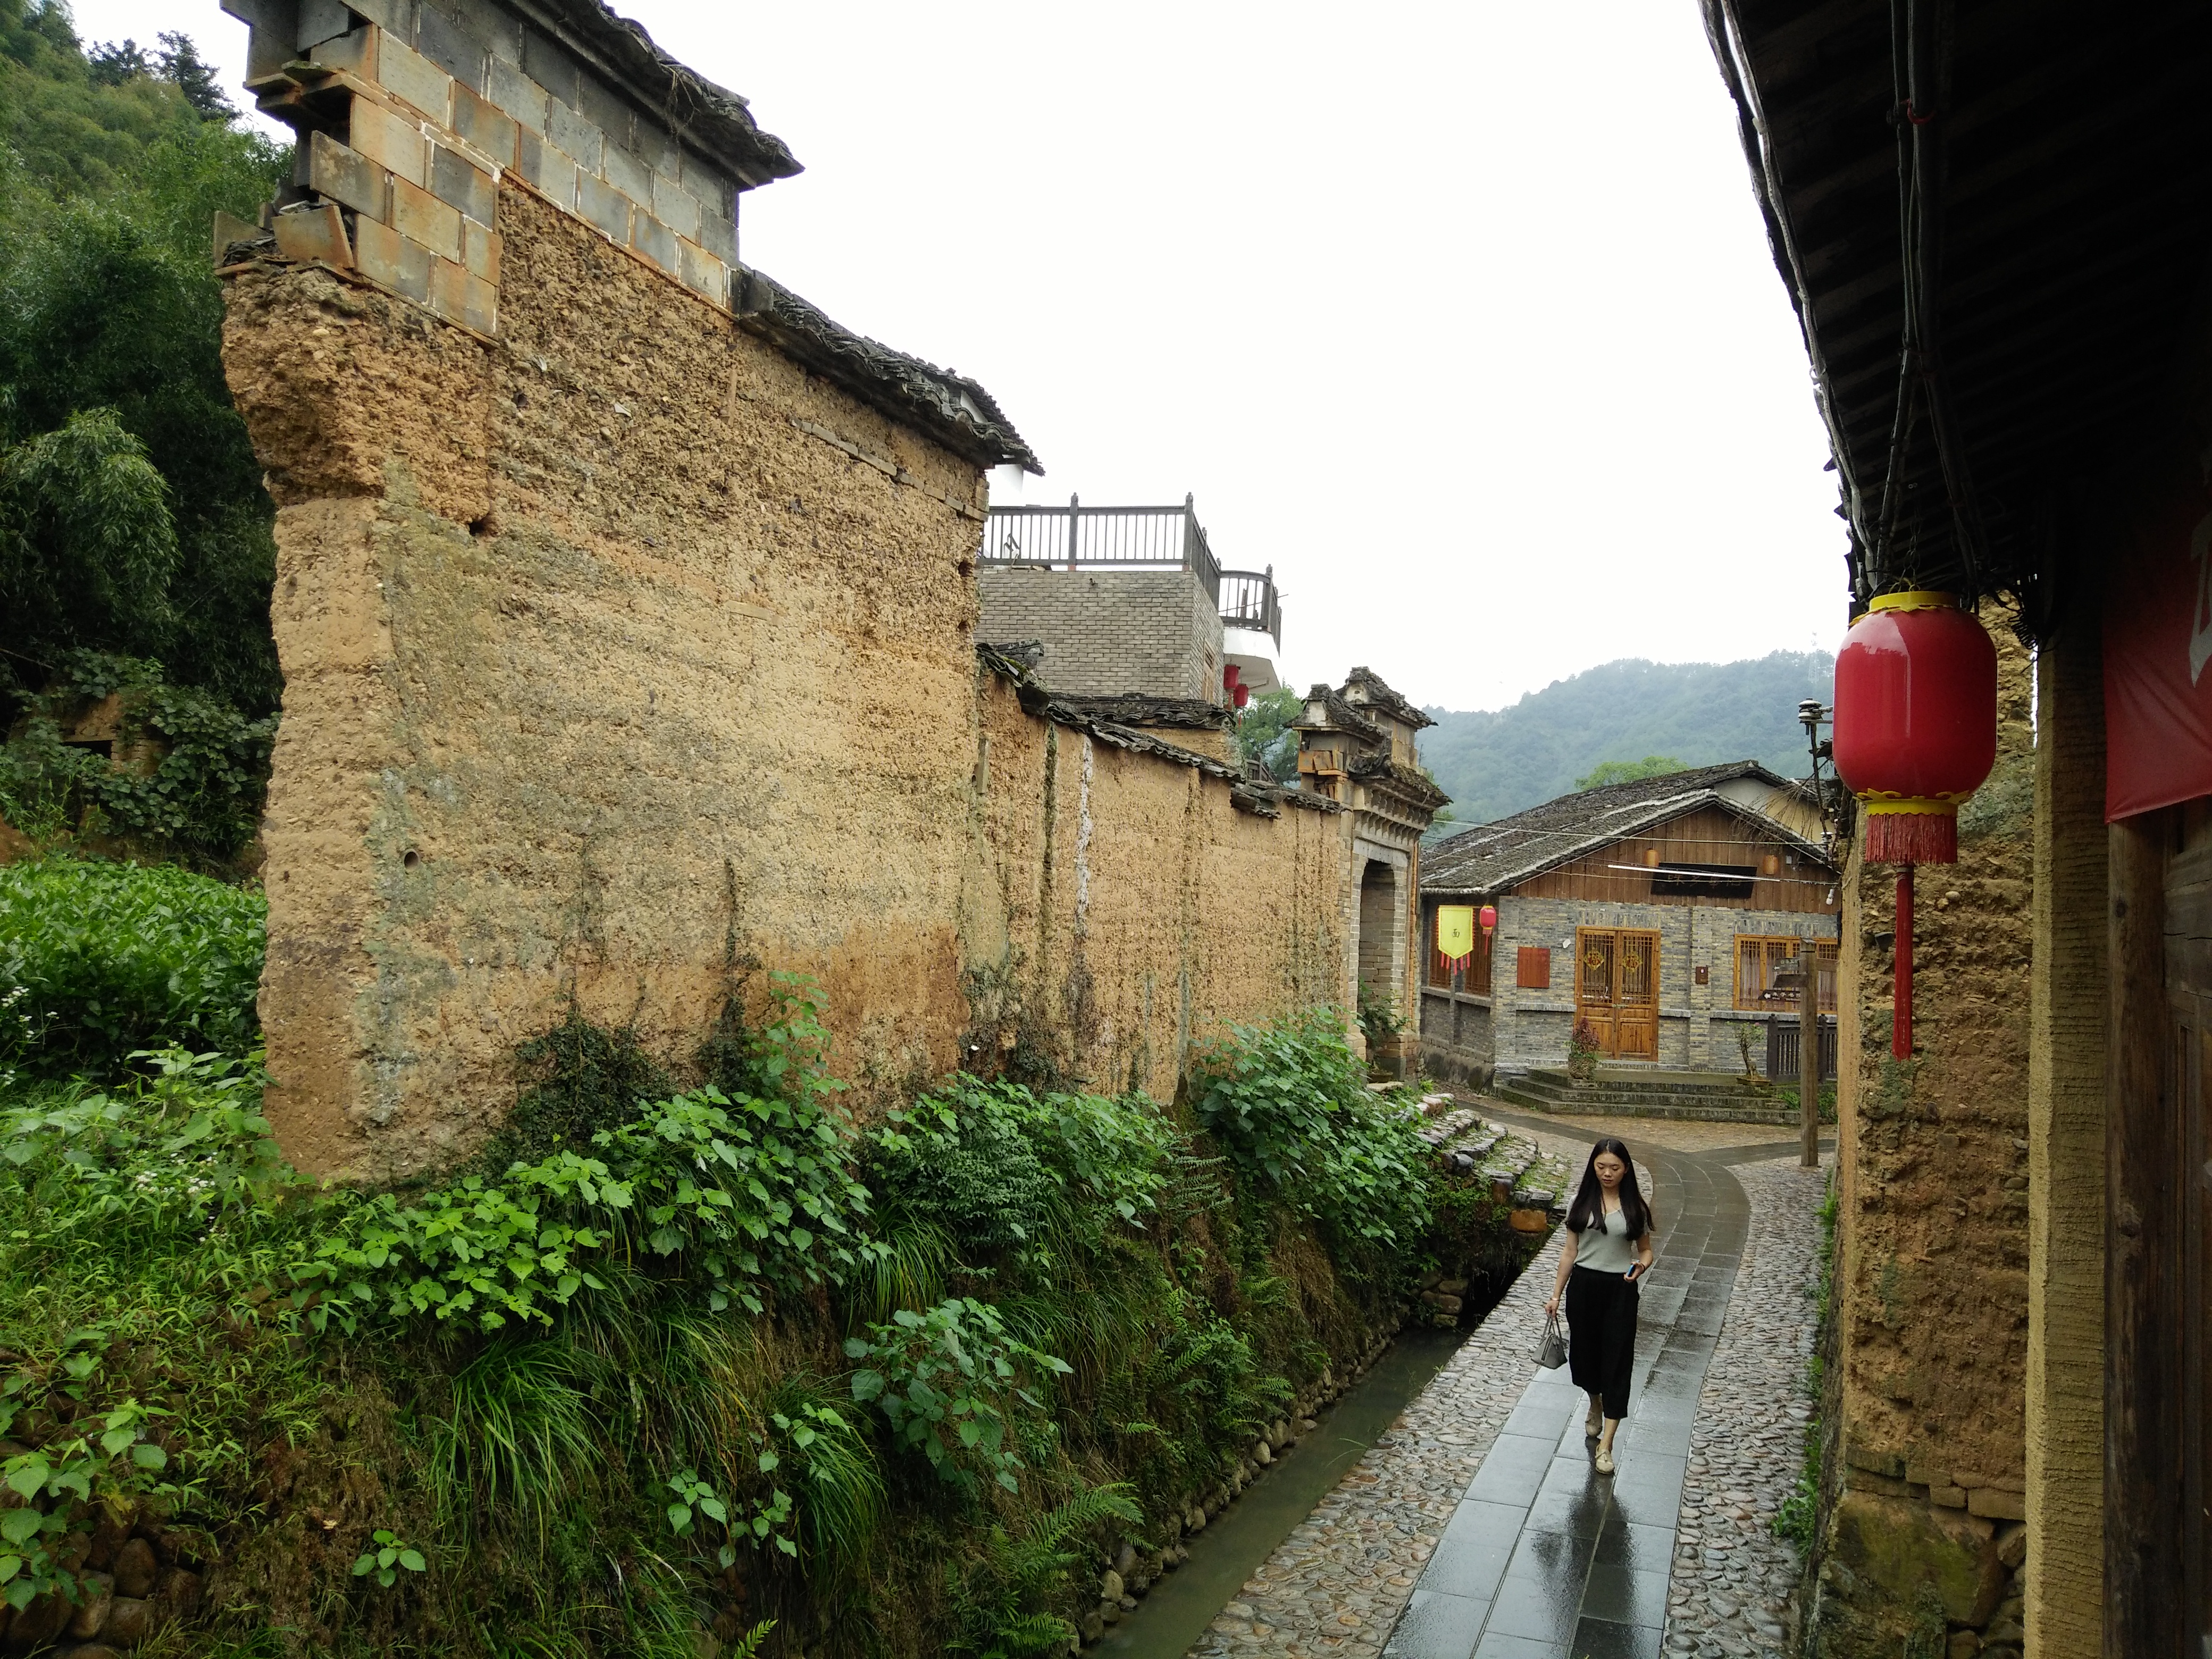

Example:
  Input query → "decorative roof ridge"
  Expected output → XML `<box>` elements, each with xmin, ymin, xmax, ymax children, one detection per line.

<box><xmin>1051</xmin><ymin>693</ymin><xmax>1235</xmax><ymax>732</ymax></box>
<box><xmin>1344</xmin><ymin>750</ymin><xmax>1452</xmax><ymax>808</ymax></box>
<box><xmin>1294</xmin><ymin>684</ymin><xmax>1386</xmax><ymax>745</ymax></box>
<box><xmin>734</xmin><ymin>268</ymin><xmax>1040</xmax><ymax>473</ymax></box>
<box><xmin>1341</xmin><ymin>666</ymin><xmax>1434</xmax><ymax>729</ymax></box>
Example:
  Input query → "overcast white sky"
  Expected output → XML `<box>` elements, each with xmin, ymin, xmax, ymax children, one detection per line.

<box><xmin>75</xmin><ymin>0</ymin><xmax>1848</xmax><ymax>711</ymax></box>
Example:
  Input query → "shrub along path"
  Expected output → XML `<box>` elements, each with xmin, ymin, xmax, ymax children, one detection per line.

<box><xmin>1184</xmin><ymin>1112</ymin><xmax>1831</xmax><ymax>1659</ymax></box>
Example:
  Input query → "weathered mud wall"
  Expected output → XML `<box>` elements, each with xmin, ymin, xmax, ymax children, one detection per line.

<box><xmin>222</xmin><ymin>185</ymin><xmax>1350</xmax><ymax>1180</ymax></box>
<box><xmin>1812</xmin><ymin>617</ymin><xmax>2033</xmax><ymax>1656</ymax></box>
<box><xmin>966</xmin><ymin>674</ymin><xmax>1349</xmax><ymax>1094</ymax></box>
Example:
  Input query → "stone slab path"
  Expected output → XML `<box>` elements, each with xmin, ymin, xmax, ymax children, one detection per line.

<box><xmin>1184</xmin><ymin>1109</ymin><xmax>1828</xmax><ymax>1659</ymax></box>
<box><xmin>1666</xmin><ymin>1156</ymin><xmax>1826</xmax><ymax>1658</ymax></box>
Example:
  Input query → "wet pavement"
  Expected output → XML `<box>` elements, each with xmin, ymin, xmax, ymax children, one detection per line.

<box><xmin>1383</xmin><ymin>1135</ymin><xmax>1752</xmax><ymax>1659</ymax></box>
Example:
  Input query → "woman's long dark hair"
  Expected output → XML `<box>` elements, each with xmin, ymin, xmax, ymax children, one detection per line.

<box><xmin>1566</xmin><ymin>1137</ymin><xmax>1649</xmax><ymax>1239</ymax></box>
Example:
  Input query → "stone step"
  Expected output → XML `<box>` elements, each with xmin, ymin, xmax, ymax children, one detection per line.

<box><xmin>1523</xmin><ymin>1068</ymin><xmax>1782</xmax><ymax>1100</ymax></box>
<box><xmin>1494</xmin><ymin>1078</ymin><xmax>1796</xmax><ymax>1126</ymax></box>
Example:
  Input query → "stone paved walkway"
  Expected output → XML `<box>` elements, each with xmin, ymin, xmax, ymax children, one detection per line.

<box><xmin>1666</xmin><ymin>1156</ymin><xmax>1827</xmax><ymax>1658</ymax></box>
<box><xmin>1184</xmin><ymin>1110</ymin><xmax>1830</xmax><ymax>1659</ymax></box>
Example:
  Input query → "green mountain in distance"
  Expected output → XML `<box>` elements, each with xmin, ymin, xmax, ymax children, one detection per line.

<box><xmin>1419</xmin><ymin>650</ymin><xmax>1833</xmax><ymax>826</ymax></box>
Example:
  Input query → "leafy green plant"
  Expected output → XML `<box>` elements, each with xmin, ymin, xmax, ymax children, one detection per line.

<box><xmin>0</xmin><ymin>1381</ymin><xmax>175</xmax><ymax>1609</ymax></box>
<box><xmin>296</xmin><ymin>1077</ymin><xmax>881</xmax><ymax>1331</ymax></box>
<box><xmin>351</xmin><ymin>1528</ymin><xmax>426</xmax><ymax>1588</ymax></box>
<box><xmin>847</xmin><ymin>1298</ymin><xmax>1071</xmax><ymax>1494</ymax></box>
<box><xmin>1355</xmin><ymin>982</ymin><xmax>1405</xmax><ymax>1055</ymax></box>
<box><xmin>1191</xmin><ymin>1010</ymin><xmax>1435</xmax><ymax>1253</ymax></box>
<box><xmin>760</xmin><ymin>1379</ymin><xmax>883</xmax><ymax>1569</ymax></box>
<box><xmin>0</xmin><ymin>856</ymin><xmax>264</xmax><ymax>1076</ymax></box>
<box><xmin>1</xmin><ymin>1046</ymin><xmax>290</xmax><ymax>1235</ymax></box>
<box><xmin>664</xmin><ymin>1467</ymin><xmax>760</xmax><ymax>1566</ymax></box>
<box><xmin>943</xmin><ymin>1482</ymin><xmax>1143</xmax><ymax>1658</ymax></box>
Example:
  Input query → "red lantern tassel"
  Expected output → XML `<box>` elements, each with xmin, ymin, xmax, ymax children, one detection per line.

<box><xmin>1864</xmin><ymin>808</ymin><xmax>1957</xmax><ymax>866</ymax></box>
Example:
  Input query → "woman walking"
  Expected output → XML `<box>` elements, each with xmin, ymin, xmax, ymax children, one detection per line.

<box><xmin>1543</xmin><ymin>1137</ymin><xmax>1655</xmax><ymax>1474</ymax></box>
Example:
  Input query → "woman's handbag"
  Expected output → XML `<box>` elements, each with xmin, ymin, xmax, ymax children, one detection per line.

<box><xmin>1535</xmin><ymin>1311</ymin><xmax>1569</xmax><ymax>1370</ymax></box>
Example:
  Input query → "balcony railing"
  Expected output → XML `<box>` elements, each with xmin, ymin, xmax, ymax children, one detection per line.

<box><xmin>1219</xmin><ymin>567</ymin><xmax>1281</xmax><ymax>648</ymax></box>
<box><xmin>978</xmin><ymin>497</ymin><xmax>1283</xmax><ymax>650</ymax></box>
<box><xmin>980</xmin><ymin>495</ymin><xmax>1221</xmax><ymax>603</ymax></box>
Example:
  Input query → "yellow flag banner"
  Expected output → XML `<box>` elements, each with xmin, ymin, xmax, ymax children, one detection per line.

<box><xmin>1436</xmin><ymin>905</ymin><xmax>1476</xmax><ymax>962</ymax></box>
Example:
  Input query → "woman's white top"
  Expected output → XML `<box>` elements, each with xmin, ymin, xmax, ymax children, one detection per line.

<box><xmin>1572</xmin><ymin>1202</ymin><xmax>1641</xmax><ymax>1273</ymax></box>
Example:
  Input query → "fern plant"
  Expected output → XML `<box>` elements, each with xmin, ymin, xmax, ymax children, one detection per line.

<box><xmin>943</xmin><ymin>1482</ymin><xmax>1142</xmax><ymax>1658</ymax></box>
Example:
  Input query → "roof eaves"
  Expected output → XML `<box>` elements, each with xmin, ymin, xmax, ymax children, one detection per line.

<box><xmin>733</xmin><ymin>268</ymin><xmax>1040</xmax><ymax>473</ymax></box>
<box><xmin>516</xmin><ymin>0</ymin><xmax>802</xmax><ymax>188</ymax></box>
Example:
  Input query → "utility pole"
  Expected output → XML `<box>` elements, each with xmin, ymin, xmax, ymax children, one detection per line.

<box><xmin>1800</xmin><ymin>950</ymin><xmax>1821</xmax><ymax>1168</ymax></box>
<box><xmin>1795</xmin><ymin>696</ymin><xmax>1834</xmax><ymax>1169</ymax></box>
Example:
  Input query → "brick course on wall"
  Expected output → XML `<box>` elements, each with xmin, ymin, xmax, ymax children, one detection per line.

<box><xmin>977</xmin><ymin>567</ymin><xmax>1225</xmax><ymax>702</ymax></box>
<box><xmin>237</xmin><ymin>0</ymin><xmax>745</xmax><ymax>339</ymax></box>
<box><xmin>220</xmin><ymin>181</ymin><xmax>1351</xmax><ymax>1182</ymax></box>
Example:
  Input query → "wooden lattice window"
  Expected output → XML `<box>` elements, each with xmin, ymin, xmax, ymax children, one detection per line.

<box><xmin>1516</xmin><ymin>946</ymin><xmax>1552</xmax><ymax>990</ymax></box>
<box><xmin>1734</xmin><ymin>935</ymin><xmax>1838</xmax><ymax>1013</ymax></box>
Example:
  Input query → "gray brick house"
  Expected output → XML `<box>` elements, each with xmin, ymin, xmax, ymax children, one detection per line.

<box><xmin>1415</xmin><ymin>761</ymin><xmax>1839</xmax><ymax>1088</ymax></box>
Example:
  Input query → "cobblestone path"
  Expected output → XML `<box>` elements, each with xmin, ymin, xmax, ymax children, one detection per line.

<box><xmin>1184</xmin><ymin>1114</ymin><xmax>1829</xmax><ymax>1659</ymax></box>
<box><xmin>1188</xmin><ymin>1228</ymin><xmax>1573</xmax><ymax>1659</ymax></box>
<box><xmin>1667</xmin><ymin>1155</ymin><xmax>1828</xmax><ymax>1658</ymax></box>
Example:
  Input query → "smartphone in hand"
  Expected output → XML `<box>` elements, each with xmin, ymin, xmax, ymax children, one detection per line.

<box><xmin>1623</xmin><ymin>1261</ymin><xmax>1648</xmax><ymax>1283</ymax></box>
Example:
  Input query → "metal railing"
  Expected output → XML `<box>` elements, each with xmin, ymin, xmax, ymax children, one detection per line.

<box><xmin>1218</xmin><ymin>567</ymin><xmax>1281</xmax><ymax>648</ymax></box>
<box><xmin>979</xmin><ymin>493</ymin><xmax>1221</xmax><ymax>604</ymax></box>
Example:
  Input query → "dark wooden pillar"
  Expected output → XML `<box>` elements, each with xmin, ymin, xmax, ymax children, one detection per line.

<box><xmin>2106</xmin><ymin>807</ymin><xmax>2179</xmax><ymax>1656</ymax></box>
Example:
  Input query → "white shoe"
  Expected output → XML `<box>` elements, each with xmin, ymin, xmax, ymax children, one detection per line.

<box><xmin>1585</xmin><ymin>1400</ymin><xmax>1602</xmax><ymax>1437</ymax></box>
<box><xmin>1594</xmin><ymin>1447</ymin><xmax>1615</xmax><ymax>1476</ymax></box>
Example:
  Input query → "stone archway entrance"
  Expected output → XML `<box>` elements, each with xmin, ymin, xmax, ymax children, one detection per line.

<box><xmin>1357</xmin><ymin>859</ymin><xmax>1405</xmax><ymax>1051</ymax></box>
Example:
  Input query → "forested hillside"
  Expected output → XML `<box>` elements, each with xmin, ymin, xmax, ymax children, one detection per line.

<box><xmin>0</xmin><ymin>0</ymin><xmax>287</xmax><ymax>861</ymax></box>
<box><xmin>1419</xmin><ymin>650</ymin><xmax>1832</xmax><ymax>824</ymax></box>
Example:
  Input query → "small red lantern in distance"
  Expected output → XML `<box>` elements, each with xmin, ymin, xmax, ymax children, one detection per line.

<box><xmin>1832</xmin><ymin>590</ymin><xmax>1998</xmax><ymax>1058</ymax></box>
<box><xmin>1478</xmin><ymin>904</ymin><xmax>1497</xmax><ymax>935</ymax></box>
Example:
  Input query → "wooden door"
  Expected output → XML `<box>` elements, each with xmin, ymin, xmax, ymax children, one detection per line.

<box><xmin>1616</xmin><ymin>931</ymin><xmax>1658</xmax><ymax>1059</ymax></box>
<box><xmin>1576</xmin><ymin>930</ymin><xmax>1617</xmax><ymax>1055</ymax></box>
<box><xmin>1574</xmin><ymin>927</ymin><xmax>1660</xmax><ymax>1060</ymax></box>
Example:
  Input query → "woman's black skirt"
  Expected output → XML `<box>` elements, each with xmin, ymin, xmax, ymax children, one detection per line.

<box><xmin>1565</xmin><ymin>1262</ymin><xmax>1639</xmax><ymax>1421</ymax></box>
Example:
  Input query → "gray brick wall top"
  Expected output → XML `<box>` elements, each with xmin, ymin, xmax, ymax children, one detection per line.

<box><xmin>977</xmin><ymin>568</ymin><xmax>1226</xmax><ymax>701</ymax></box>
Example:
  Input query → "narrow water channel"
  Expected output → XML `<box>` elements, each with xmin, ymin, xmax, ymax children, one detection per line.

<box><xmin>1096</xmin><ymin>1325</ymin><xmax>1468</xmax><ymax>1659</ymax></box>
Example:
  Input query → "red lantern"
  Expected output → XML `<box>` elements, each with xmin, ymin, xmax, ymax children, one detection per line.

<box><xmin>1478</xmin><ymin>904</ymin><xmax>1497</xmax><ymax>935</ymax></box>
<box><xmin>1832</xmin><ymin>591</ymin><xmax>1998</xmax><ymax>1058</ymax></box>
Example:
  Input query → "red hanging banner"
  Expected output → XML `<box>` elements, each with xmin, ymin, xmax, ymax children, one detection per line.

<box><xmin>2105</xmin><ymin>473</ymin><xmax>2212</xmax><ymax>820</ymax></box>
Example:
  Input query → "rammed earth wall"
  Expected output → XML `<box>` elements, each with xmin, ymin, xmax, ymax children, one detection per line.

<box><xmin>220</xmin><ymin>181</ymin><xmax>1351</xmax><ymax>1181</ymax></box>
<box><xmin>1809</xmin><ymin>617</ymin><xmax>2035</xmax><ymax>1657</ymax></box>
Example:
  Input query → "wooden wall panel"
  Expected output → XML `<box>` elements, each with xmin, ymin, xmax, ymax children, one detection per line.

<box><xmin>1512</xmin><ymin>805</ymin><xmax>1838</xmax><ymax>915</ymax></box>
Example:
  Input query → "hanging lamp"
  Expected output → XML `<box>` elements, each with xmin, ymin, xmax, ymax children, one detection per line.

<box><xmin>1831</xmin><ymin>591</ymin><xmax>1997</xmax><ymax>1058</ymax></box>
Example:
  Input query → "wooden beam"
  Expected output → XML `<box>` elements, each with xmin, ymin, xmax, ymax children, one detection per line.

<box><xmin>2025</xmin><ymin>602</ymin><xmax>2106</xmax><ymax>1655</ymax></box>
<box><xmin>2106</xmin><ymin>807</ymin><xmax>2179</xmax><ymax>1656</ymax></box>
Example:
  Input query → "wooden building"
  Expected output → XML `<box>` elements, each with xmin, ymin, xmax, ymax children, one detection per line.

<box><xmin>1417</xmin><ymin>761</ymin><xmax>1839</xmax><ymax>1087</ymax></box>
<box><xmin>1707</xmin><ymin>2</ymin><xmax>2212</xmax><ymax>1653</ymax></box>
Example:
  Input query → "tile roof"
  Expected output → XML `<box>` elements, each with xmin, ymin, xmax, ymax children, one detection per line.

<box><xmin>1420</xmin><ymin>760</ymin><xmax>1830</xmax><ymax>896</ymax></box>
<box><xmin>733</xmin><ymin>269</ymin><xmax>1040</xmax><ymax>473</ymax></box>
<box><xmin>539</xmin><ymin>0</ymin><xmax>801</xmax><ymax>188</ymax></box>
<box><xmin>1343</xmin><ymin>667</ymin><xmax>1434</xmax><ymax>730</ymax></box>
